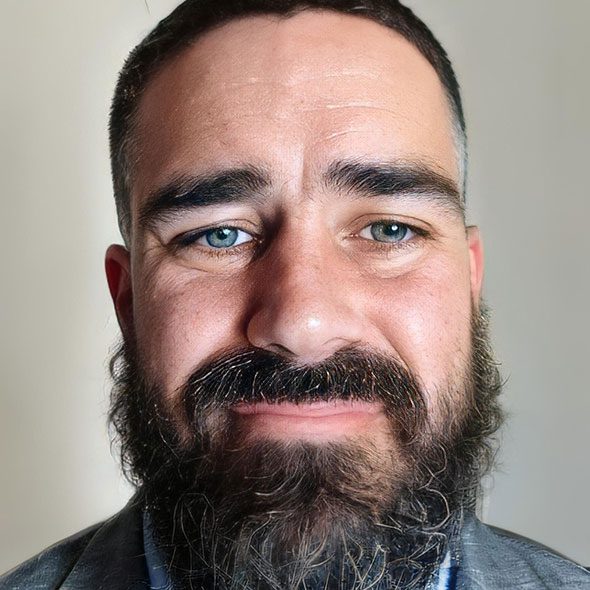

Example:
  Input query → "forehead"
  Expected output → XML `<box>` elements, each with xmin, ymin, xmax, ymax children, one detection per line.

<box><xmin>132</xmin><ymin>10</ymin><xmax>457</xmax><ymax>207</ymax></box>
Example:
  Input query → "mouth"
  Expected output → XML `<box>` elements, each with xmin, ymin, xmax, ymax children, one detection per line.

<box><xmin>230</xmin><ymin>400</ymin><xmax>386</xmax><ymax>441</ymax></box>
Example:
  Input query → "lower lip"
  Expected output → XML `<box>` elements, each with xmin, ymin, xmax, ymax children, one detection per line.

<box><xmin>230</xmin><ymin>401</ymin><xmax>384</xmax><ymax>440</ymax></box>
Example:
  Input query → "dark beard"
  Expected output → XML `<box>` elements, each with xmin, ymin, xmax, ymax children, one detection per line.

<box><xmin>109</xmin><ymin>304</ymin><xmax>503</xmax><ymax>589</ymax></box>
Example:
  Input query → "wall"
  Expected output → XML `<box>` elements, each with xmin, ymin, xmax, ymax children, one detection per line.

<box><xmin>1</xmin><ymin>0</ymin><xmax>588</xmax><ymax>573</ymax></box>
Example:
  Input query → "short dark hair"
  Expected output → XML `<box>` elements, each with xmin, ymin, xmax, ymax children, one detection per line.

<box><xmin>110</xmin><ymin>0</ymin><xmax>466</xmax><ymax>244</ymax></box>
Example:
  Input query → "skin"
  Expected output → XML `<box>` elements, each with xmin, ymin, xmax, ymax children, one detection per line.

<box><xmin>105</xmin><ymin>10</ymin><xmax>484</xmax><ymax>445</ymax></box>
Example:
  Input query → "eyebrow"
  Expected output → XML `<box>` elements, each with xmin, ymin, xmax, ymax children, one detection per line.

<box><xmin>139</xmin><ymin>166</ymin><xmax>270</xmax><ymax>229</ymax></box>
<box><xmin>140</xmin><ymin>159</ymin><xmax>464</xmax><ymax>230</ymax></box>
<box><xmin>325</xmin><ymin>160</ymin><xmax>465</xmax><ymax>218</ymax></box>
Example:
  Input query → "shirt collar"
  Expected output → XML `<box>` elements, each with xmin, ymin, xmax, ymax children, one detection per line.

<box><xmin>143</xmin><ymin>511</ymin><xmax>173</xmax><ymax>590</ymax></box>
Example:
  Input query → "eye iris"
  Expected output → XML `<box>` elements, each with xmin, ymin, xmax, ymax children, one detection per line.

<box><xmin>370</xmin><ymin>222</ymin><xmax>408</xmax><ymax>242</ymax></box>
<box><xmin>206</xmin><ymin>227</ymin><xmax>238</xmax><ymax>248</ymax></box>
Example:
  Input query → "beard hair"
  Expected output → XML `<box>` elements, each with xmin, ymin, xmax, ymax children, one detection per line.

<box><xmin>108</xmin><ymin>303</ymin><xmax>504</xmax><ymax>590</ymax></box>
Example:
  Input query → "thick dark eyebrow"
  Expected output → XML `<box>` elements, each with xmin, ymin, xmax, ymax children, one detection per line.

<box><xmin>139</xmin><ymin>166</ymin><xmax>270</xmax><ymax>229</ymax></box>
<box><xmin>325</xmin><ymin>160</ymin><xmax>464</xmax><ymax>218</ymax></box>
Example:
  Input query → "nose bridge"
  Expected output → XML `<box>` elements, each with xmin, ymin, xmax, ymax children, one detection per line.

<box><xmin>276</xmin><ymin>239</ymin><xmax>332</xmax><ymax>321</ymax></box>
<box><xmin>246</xmin><ymin>223</ymin><xmax>362</xmax><ymax>361</ymax></box>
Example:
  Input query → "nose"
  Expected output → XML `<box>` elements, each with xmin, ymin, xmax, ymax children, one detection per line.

<box><xmin>245</xmin><ymin>239</ymin><xmax>365</xmax><ymax>364</ymax></box>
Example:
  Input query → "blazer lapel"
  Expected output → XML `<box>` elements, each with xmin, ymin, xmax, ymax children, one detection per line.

<box><xmin>61</xmin><ymin>499</ymin><xmax>149</xmax><ymax>590</ymax></box>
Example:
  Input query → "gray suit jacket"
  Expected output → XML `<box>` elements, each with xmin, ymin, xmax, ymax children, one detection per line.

<box><xmin>1</xmin><ymin>501</ymin><xmax>589</xmax><ymax>589</ymax></box>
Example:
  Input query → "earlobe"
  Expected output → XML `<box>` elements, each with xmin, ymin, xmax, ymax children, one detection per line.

<box><xmin>466</xmin><ymin>226</ymin><xmax>484</xmax><ymax>306</ymax></box>
<box><xmin>105</xmin><ymin>244</ymin><xmax>134</xmax><ymax>338</ymax></box>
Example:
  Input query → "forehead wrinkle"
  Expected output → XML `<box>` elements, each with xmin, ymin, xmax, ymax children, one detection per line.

<box><xmin>217</xmin><ymin>68</ymin><xmax>383</xmax><ymax>92</ymax></box>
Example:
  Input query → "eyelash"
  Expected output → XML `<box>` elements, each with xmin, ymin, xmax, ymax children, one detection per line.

<box><xmin>171</xmin><ymin>219</ymin><xmax>428</xmax><ymax>257</ymax></box>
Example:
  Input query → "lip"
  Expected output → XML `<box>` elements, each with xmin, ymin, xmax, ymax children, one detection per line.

<box><xmin>231</xmin><ymin>400</ymin><xmax>383</xmax><ymax>417</ymax></box>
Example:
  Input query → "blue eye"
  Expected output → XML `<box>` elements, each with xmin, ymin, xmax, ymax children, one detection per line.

<box><xmin>359</xmin><ymin>221</ymin><xmax>414</xmax><ymax>243</ymax></box>
<box><xmin>204</xmin><ymin>227</ymin><xmax>238</xmax><ymax>248</ymax></box>
<box><xmin>174</xmin><ymin>226</ymin><xmax>254</xmax><ymax>250</ymax></box>
<box><xmin>197</xmin><ymin>227</ymin><xmax>252</xmax><ymax>249</ymax></box>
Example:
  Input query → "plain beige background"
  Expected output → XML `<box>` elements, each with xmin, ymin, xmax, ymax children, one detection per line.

<box><xmin>1</xmin><ymin>0</ymin><xmax>589</xmax><ymax>574</ymax></box>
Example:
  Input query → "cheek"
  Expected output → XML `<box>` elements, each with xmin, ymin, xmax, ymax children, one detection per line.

<box><xmin>368</xmin><ymin>253</ymin><xmax>473</xmax><ymax>398</ymax></box>
<box><xmin>132</xmin><ymin>264</ymin><xmax>252</xmax><ymax>395</ymax></box>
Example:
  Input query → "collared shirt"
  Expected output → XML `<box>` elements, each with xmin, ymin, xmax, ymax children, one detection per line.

<box><xmin>143</xmin><ymin>512</ymin><xmax>455</xmax><ymax>589</ymax></box>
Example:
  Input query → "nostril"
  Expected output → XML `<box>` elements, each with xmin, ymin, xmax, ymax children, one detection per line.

<box><xmin>267</xmin><ymin>343</ymin><xmax>296</xmax><ymax>357</ymax></box>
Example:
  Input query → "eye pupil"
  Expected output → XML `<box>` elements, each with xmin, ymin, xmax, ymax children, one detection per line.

<box><xmin>206</xmin><ymin>227</ymin><xmax>238</xmax><ymax>248</ymax></box>
<box><xmin>370</xmin><ymin>222</ymin><xmax>408</xmax><ymax>242</ymax></box>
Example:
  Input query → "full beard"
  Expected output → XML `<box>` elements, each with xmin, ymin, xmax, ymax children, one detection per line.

<box><xmin>109</xmin><ymin>304</ymin><xmax>503</xmax><ymax>589</ymax></box>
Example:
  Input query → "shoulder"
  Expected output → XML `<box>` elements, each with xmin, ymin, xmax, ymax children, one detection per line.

<box><xmin>0</xmin><ymin>500</ymin><xmax>148</xmax><ymax>590</ymax></box>
<box><xmin>0</xmin><ymin>523</ymin><xmax>102</xmax><ymax>590</ymax></box>
<box><xmin>457</xmin><ymin>514</ymin><xmax>590</xmax><ymax>589</ymax></box>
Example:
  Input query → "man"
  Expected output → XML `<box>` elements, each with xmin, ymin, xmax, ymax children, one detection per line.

<box><xmin>1</xmin><ymin>0</ymin><xmax>588</xmax><ymax>588</ymax></box>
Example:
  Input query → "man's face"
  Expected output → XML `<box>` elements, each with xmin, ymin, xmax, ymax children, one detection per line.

<box><xmin>106</xmin><ymin>10</ymin><xmax>497</xmax><ymax>588</ymax></box>
<box><xmin>108</xmin><ymin>10</ymin><xmax>483</xmax><ymax>441</ymax></box>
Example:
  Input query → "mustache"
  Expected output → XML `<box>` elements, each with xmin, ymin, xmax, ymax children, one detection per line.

<box><xmin>177</xmin><ymin>346</ymin><xmax>428</xmax><ymax>442</ymax></box>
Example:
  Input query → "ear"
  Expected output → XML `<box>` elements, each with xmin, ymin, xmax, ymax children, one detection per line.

<box><xmin>466</xmin><ymin>226</ymin><xmax>484</xmax><ymax>305</ymax></box>
<box><xmin>105</xmin><ymin>244</ymin><xmax>134</xmax><ymax>338</ymax></box>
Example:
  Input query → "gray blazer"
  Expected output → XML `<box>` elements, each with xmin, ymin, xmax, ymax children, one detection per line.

<box><xmin>1</xmin><ymin>501</ymin><xmax>589</xmax><ymax>589</ymax></box>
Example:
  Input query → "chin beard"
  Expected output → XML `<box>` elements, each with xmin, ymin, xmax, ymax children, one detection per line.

<box><xmin>109</xmin><ymin>304</ymin><xmax>503</xmax><ymax>590</ymax></box>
